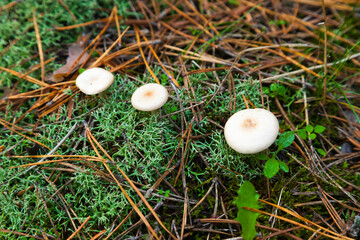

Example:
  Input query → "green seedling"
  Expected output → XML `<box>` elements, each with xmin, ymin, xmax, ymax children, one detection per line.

<box><xmin>297</xmin><ymin>124</ymin><xmax>325</xmax><ymax>140</ymax></box>
<box><xmin>234</xmin><ymin>181</ymin><xmax>260</xmax><ymax>240</ymax></box>
<box><xmin>256</xmin><ymin>131</ymin><xmax>295</xmax><ymax>178</ymax></box>
<box><xmin>297</xmin><ymin>124</ymin><xmax>326</xmax><ymax>157</ymax></box>
<box><xmin>263</xmin><ymin>83</ymin><xmax>287</xmax><ymax>98</ymax></box>
<box><xmin>79</xmin><ymin>68</ymin><xmax>86</xmax><ymax>74</ymax></box>
<box><xmin>228</xmin><ymin>0</ymin><xmax>239</xmax><ymax>5</ymax></box>
<box><xmin>160</xmin><ymin>73</ymin><xmax>168</xmax><ymax>84</ymax></box>
<box><xmin>269</xmin><ymin>20</ymin><xmax>288</xmax><ymax>26</ymax></box>
<box><xmin>263</xmin><ymin>82</ymin><xmax>305</xmax><ymax>109</ymax></box>
<box><xmin>158</xmin><ymin>189</ymin><xmax>170</xmax><ymax>197</ymax></box>
<box><xmin>188</xmin><ymin>26</ymin><xmax>202</xmax><ymax>36</ymax></box>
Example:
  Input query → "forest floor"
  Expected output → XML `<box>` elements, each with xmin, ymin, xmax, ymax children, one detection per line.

<box><xmin>1</xmin><ymin>0</ymin><xmax>360</xmax><ymax>239</ymax></box>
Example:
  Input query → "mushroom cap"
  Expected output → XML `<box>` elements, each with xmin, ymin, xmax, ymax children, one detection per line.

<box><xmin>224</xmin><ymin>109</ymin><xmax>279</xmax><ymax>154</ymax></box>
<box><xmin>76</xmin><ymin>68</ymin><xmax>114</xmax><ymax>95</ymax></box>
<box><xmin>131</xmin><ymin>83</ymin><xmax>168</xmax><ymax>111</ymax></box>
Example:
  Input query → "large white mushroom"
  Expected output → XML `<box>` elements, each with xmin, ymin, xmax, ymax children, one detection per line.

<box><xmin>76</xmin><ymin>68</ymin><xmax>114</xmax><ymax>95</ymax></box>
<box><xmin>131</xmin><ymin>83</ymin><xmax>168</xmax><ymax>111</ymax></box>
<box><xmin>224</xmin><ymin>109</ymin><xmax>279</xmax><ymax>154</ymax></box>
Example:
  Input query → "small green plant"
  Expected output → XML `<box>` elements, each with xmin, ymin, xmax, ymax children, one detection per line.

<box><xmin>256</xmin><ymin>131</ymin><xmax>295</xmax><ymax>178</ymax></box>
<box><xmin>263</xmin><ymin>83</ymin><xmax>287</xmax><ymax>98</ymax></box>
<box><xmin>269</xmin><ymin>20</ymin><xmax>288</xmax><ymax>26</ymax></box>
<box><xmin>297</xmin><ymin>124</ymin><xmax>326</xmax><ymax>141</ymax></box>
<box><xmin>79</xmin><ymin>68</ymin><xmax>86</xmax><ymax>74</ymax></box>
<box><xmin>234</xmin><ymin>181</ymin><xmax>260</xmax><ymax>240</ymax></box>
<box><xmin>158</xmin><ymin>189</ymin><xmax>170</xmax><ymax>197</ymax></box>
<box><xmin>297</xmin><ymin>125</ymin><xmax>327</xmax><ymax>156</ymax></box>
<box><xmin>228</xmin><ymin>0</ymin><xmax>239</xmax><ymax>5</ymax></box>
<box><xmin>160</xmin><ymin>73</ymin><xmax>168</xmax><ymax>84</ymax></box>
<box><xmin>188</xmin><ymin>26</ymin><xmax>202</xmax><ymax>36</ymax></box>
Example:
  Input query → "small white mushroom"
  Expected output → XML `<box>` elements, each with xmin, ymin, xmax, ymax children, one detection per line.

<box><xmin>76</xmin><ymin>68</ymin><xmax>114</xmax><ymax>95</ymax></box>
<box><xmin>131</xmin><ymin>83</ymin><xmax>168</xmax><ymax>111</ymax></box>
<box><xmin>224</xmin><ymin>109</ymin><xmax>279</xmax><ymax>154</ymax></box>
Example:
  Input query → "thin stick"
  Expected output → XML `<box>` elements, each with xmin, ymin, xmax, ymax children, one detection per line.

<box><xmin>0</xmin><ymin>229</ymin><xmax>42</xmax><ymax>239</ymax></box>
<box><xmin>302</xmin><ymin>75</ymin><xmax>309</xmax><ymax>125</ymax></box>
<box><xmin>65</xmin><ymin>7</ymin><xmax>116</xmax><ymax>77</ymax></box>
<box><xmin>89</xmin><ymin>230</ymin><xmax>106</xmax><ymax>240</ymax></box>
<box><xmin>321</xmin><ymin>0</ymin><xmax>328</xmax><ymax>104</ymax></box>
<box><xmin>89</xmin><ymin>26</ymin><xmax>130</xmax><ymax>68</ymax></box>
<box><xmin>0</xmin><ymin>66</ymin><xmax>49</xmax><ymax>87</ymax></box>
<box><xmin>85</xmin><ymin>124</ymin><xmax>177</xmax><ymax>239</ymax></box>
<box><xmin>243</xmin><ymin>207</ymin><xmax>347</xmax><ymax>240</ymax></box>
<box><xmin>35</xmin><ymin>182</ymin><xmax>61</xmax><ymax>239</ymax></box>
<box><xmin>33</xmin><ymin>10</ymin><xmax>45</xmax><ymax>82</ymax></box>
<box><xmin>140</xmin><ymin>32</ymin><xmax>179</xmax><ymax>87</ymax></box>
<box><xmin>57</xmin><ymin>0</ymin><xmax>77</xmax><ymax>21</ymax></box>
<box><xmin>134</xmin><ymin>25</ymin><xmax>160</xmax><ymax>84</ymax></box>
<box><xmin>262</xmin><ymin>52</ymin><xmax>360</xmax><ymax>83</ymax></box>
<box><xmin>259</xmin><ymin>199</ymin><xmax>353</xmax><ymax>239</ymax></box>
<box><xmin>17</xmin><ymin>122</ymin><xmax>77</xmax><ymax>176</ymax></box>
<box><xmin>258</xmin><ymin>72</ymin><xmax>265</xmax><ymax>109</ymax></box>
<box><xmin>10</xmin><ymin>158</ymin><xmax>107</xmax><ymax>169</ymax></box>
<box><xmin>114</xmin><ymin>6</ymin><xmax>121</xmax><ymax>45</ymax></box>
<box><xmin>242</xmin><ymin>95</ymin><xmax>249</xmax><ymax>109</ymax></box>
<box><xmin>67</xmin><ymin>216</ymin><xmax>91</xmax><ymax>240</ymax></box>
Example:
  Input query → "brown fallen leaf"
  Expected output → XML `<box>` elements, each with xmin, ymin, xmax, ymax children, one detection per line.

<box><xmin>0</xmin><ymin>87</ymin><xmax>13</xmax><ymax>100</ymax></box>
<box><xmin>46</xmin><ymin>43</ymin><xmax>89</xmax><ymax>82</ymax></box>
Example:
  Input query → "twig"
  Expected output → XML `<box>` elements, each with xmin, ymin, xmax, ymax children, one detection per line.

<box><xmin>32</xmin><ymin>10</ymin><xmax>45</xmax><ymax>82</ymax></box>
<box><xmin>321</xmin><ymin>0</ymin><xmax>328</xmax><ymax>104</ymax></box>
<box><xmin>67</xmin><ymin>216</ymin><xmax>91</xmax><ymax>240</ymax></box>
<box><xmin>35</xmin><ymin>182</ymin><xmax>61</xmax><ymax>239</ymax></box>
<box><xmin>18</xmin><ymin>122</ymin><xmax>78</xmax><ymax>176</ymax></box>
<box><xmin>262</xmin><ymin>52</ymin><xmax>360</xmax><ymax>83</ymax></box>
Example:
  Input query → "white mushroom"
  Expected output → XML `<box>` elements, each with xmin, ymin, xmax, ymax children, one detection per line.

<box><xmin>131</xmin><ymin>83</ymin><xmax>168</xmax><ymax>111</ymax></box>
<box><xmin>224</xmin><ymin>109</ymin><xmax>279</xmax><ymax>154</ymax></box>
<box><xmin>76</xmin><ymin>68</ymin><xmax>114</xmax><ymax>95</ymax></box>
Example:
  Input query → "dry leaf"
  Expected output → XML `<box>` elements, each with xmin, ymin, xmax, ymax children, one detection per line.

<box><xmin>46</xmin><ymin>43</ymin><xmax>89</xmax><ymax>83</ymax></box>
<box><xmin>0</xmin><ymin>87</ymin><xmax>13</xmax><ymax>100</ymax></box>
